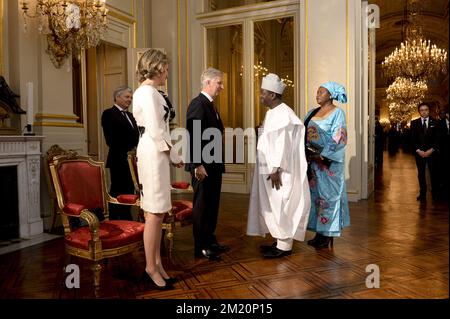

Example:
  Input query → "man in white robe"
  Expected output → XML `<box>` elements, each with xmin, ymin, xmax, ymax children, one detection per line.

<box><xmin>247</xmin><ymin>73</ymin><xmax>311</xmax><ymax>258</ymax></box>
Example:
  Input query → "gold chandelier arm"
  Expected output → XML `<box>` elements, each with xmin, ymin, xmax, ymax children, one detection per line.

<box><xmin>20</xmin><ymin>0</ymin><xmax>108</xmax><ymax>69</ymax></box>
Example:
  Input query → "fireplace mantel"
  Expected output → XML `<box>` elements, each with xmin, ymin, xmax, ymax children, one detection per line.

<box><xmin>0</xmin><ymin>135</ymin><xmax>44</xmax><ymax>238</ymax></box>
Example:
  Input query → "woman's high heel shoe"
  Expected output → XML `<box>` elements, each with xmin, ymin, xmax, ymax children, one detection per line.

<box><xmin>141</xmin><ymin>271</ymin><xmax>174</xmax><ymax>290</ymax></box>
<box><xmin>307</xmin><ymin>233</ymin><xmax>323</xmax><ymax>246</ymax></box>
<box><xmin>310</xmin><ymin>236</ymin><xmax>334</xmax><ymax>248</ymax></box>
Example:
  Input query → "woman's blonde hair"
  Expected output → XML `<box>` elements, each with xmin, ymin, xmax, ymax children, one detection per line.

<box><xmin>136</xmin><ymin>49</ymin><xmax>168</xmax><ymax>83</ymax></box>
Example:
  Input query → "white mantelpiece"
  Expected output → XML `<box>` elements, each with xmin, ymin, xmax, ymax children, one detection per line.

<box><xmin>0</xmin><ymin>136</ymin><xmax>44</xmax><ymax>238</ymax></box>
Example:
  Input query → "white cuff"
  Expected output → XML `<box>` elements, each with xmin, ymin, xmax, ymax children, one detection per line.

<box><xmin>277</xmin><ymin>238</ymin><xmax>293</xmax><ymax>251</ymax></box>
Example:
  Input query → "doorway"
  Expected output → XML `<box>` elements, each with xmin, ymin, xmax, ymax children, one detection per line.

<box><xmin>86</xmin><ymin>43</ymin><xmax>128</xmax><ymax>162</ymax></box>
<box><xmin>200</xmin><ymin>3</ymin><xmax>299</xmax><ymax>193</ymax></box>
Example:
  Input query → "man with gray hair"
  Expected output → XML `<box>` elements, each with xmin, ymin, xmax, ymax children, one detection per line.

<box><xmin>101</xmin><ymin>85</ymin><xmax>139</xmax><ymax>220</ymax></box>
<box><xmin>186</xmin><ymin>67</ymin><xmax>228</xmax><ymax>261</ymax></box>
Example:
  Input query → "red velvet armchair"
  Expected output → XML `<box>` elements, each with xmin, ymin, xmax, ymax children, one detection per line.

<box><xmin>49</xmin><ymin>153</ymin><xmax>144</xmax><ymax>288</ymax></box>
<box><xmin>127</xmin><ymin>149</ymin><xmax>193</xmax><ymax>258</ymax></box>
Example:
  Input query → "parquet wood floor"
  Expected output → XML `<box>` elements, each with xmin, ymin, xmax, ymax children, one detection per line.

<box><xmin>0</xmin><ymin>151</ymin><xmax>448</xmax><ymax>299</ymax></box>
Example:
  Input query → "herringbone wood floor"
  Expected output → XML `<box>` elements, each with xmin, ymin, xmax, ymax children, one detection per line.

<box><xmin>0</xmin><ymin>151</ymin><xmax>448</xmax><ymax>299</ymax></box>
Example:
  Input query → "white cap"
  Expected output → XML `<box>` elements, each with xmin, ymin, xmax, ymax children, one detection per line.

<box><xmin>261</xmin><ymin>73</ymin><xmax>286</xmax><ymax>94</ymax></box>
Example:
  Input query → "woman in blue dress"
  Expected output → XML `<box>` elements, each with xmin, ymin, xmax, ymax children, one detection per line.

<box><xmin>304</xmin><ymin>82</ymin><xmax>350</xmax><ymax>248</ymax></box>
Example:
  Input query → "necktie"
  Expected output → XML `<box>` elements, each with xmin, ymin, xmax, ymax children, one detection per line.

<box><xmin>423</xmin><ymin>118</ymin><xmax>427</xmax><ymax>133</ymax></box>
<box><xmin>121</xmin><ymin>111</ymin><xmax>134</xmax><ymax>128</ymax></box>
<box><xmin>212</xmin><ymin>102</ymin><xmax>219</xmax><ymax>120</ymax></box>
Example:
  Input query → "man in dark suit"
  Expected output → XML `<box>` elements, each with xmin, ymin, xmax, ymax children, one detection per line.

<box><xmin>410</xmin><ymin>103</ymin><xmax>440</xmax><ymax>201</ymax></box>
<box><xmin>101</xmin><ymin>86</ymin><xmax>139</xmax><ymax>219</ymax></box>
<box><xmin>186</xmin><ymin>68</ymin><xmax>228</xmax><ymax>261</ymax></box>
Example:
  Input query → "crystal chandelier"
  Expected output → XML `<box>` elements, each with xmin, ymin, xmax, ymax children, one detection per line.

<box><xmin>389</xmin><ymin>102</ymin><xmax>414</xmax><ymax>124</ymax></box>
<box><xmin>240</xmin><ymin>61</ymin><xmax>294</xmax><ymax>88</ymax></box>
<box><xmin>386</xmin><ymin>77</ymin><xmax>427</xmax><ymax>124</ymax></box>
<box><xmin>386</xmin><ymin>77</ymin><xmax>427</xmax><ymax>106</ymax></box>
<box><xmin>381</xmin><ymin>0</ymin><xmax>447</xmax><ymax>81</ymax></box>
<box><xmin>21</xmin><ymin>0</ymin><xmax>108</xmax><ymax>68</ymax></box>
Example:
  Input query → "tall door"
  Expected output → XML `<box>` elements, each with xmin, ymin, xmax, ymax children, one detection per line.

<box><xmin>86</xmin><ymin>43</ymin><xmax>127</xmax><ymax>162</ymax></box>
<box><xmin>361</xmin><ymin>1</ymin><xmax>376</xmax><ymax>199</ymax></box>
<box><xmin>203</xmin><ymin>6</ymin><xmax>299</xmax><ymax>193</ymax></box>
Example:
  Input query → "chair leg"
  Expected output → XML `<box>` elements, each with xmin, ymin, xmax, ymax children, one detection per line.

<box><xmin>92</xmin><ymin>261</ymin><xmax>102</xmax><ymax>288</ymax></box>
<box><xmin>166</xmin><ymin>227</ymin><xmax>174</xmax><ymax>261</ymax></box>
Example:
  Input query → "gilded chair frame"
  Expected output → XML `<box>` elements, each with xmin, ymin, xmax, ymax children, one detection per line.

<box><xmin>49</xmin><ymin>153</ymin><xmax>143</xmax><ymax>287</ymax></box>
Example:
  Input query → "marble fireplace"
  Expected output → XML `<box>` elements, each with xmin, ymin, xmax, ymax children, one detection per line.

<box><xmin>0</xmin><ymin>136</ymin><xmax>44</xmax><ymax>238</ymax></box>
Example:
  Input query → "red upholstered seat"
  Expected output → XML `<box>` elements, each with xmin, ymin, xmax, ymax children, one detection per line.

<box><xmin>66</xmin><ymin>220</ymin><xmax>144</xmax><ymax>250</ymax></box>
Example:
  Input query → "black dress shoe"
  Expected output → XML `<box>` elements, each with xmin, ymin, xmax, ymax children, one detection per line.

<box><xmin>196</xmin><ymin>249</ymin><xmax>221</xmax><ymax>261</ymax></box>
<box><xmin>210</xmin><ymin>243</ymin><xmax>230</xmax><ymax>253</ymax></box>
<box><xmin>141</xmin><ymin>271</ymin><xmax>174</xmax><ymax>290</ymax></box>
<box><xmin>259</xmin><ymin>242</ymin><xmax>277</xmax><ymax>253</ymax></box>
<box><xmin>263</xmin><ymin>247</ymin><xmax>292</xmax><ymax>258</ymax></box>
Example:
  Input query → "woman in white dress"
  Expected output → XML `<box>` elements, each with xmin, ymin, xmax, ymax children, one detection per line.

<box><xmin>133</xmin><ymin>49</ymin><xmax>183</xmax><ymax>289</ymax></box>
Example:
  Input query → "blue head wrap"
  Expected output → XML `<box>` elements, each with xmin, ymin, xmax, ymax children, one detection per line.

<box><xmin>320</xmin><ymin>82</ymin><xmax>347</xmax><ymax>104</ymax></box>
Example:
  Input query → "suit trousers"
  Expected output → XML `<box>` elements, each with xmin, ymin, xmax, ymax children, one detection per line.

<box><xmin>415</xmin><ymin>155</ymin><xmax>439</xmax><ymax>196</ymax></box>
<box><xmin>108</xmin><ymin>161</ymin><xmax>134</xmax><ymax>220</ymax></box>
<box><xmin>191</xmin><ymin>169</ymin><xmax>223</xmax><ymax>253</ymax></box>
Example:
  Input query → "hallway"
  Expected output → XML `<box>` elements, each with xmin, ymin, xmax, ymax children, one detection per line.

<box><xmin>0</xmin><ymin>150</ymin><xmax>448</xmax><ymax>299</ymax></box>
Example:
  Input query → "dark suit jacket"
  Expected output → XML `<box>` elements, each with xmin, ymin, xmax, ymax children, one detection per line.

<box><xmin>185</xmin><ymin>93</ymin><xmax>225</xmax><ymax>174</ymax></box>
<box><xmin>410</xmin><ymin>117</ymin><xmax>440</xmax><ymax>154</ymax></box>
<box><xmin>101</xmin><ymin>106</ymin><xmax>139</xmax><ymax>168</ymax></box>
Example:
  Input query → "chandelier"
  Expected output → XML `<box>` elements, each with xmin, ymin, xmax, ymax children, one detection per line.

<box><xmin>389</xmin><ymin>102</ymin><xmax>414</xmax><ymax>124</ymax></box>
<box><xmin>240</xmin><ymin>61</ymin><xmax>294</xmax><ymax>88</ymax></box>
<box><xmin>21</xmin><ymin>0</ymin><xmax>108</xmax><ymax>68</ymax></box>
<box><xmin>386</xmin><ymin>77</ymin><xmax>427</xmax><ymax>124</ymax></box>
<box><xmin>381</xmin><ymin>0</ymin><xmax>447</xmax><ymax>81</ymax></box>
<box><xmin>386</xmin><ymin>77</ymin><xmax>427</xmax><ymax>106</ymax></box>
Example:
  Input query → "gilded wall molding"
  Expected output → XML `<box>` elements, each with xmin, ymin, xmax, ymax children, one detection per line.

<box><xmin>107</xmin><ymin>0</ymin><xmax>136</xmax><ymax>19</ymax></box>
<box><xmin>197</xmin><ymin>0</ymin><xmax>298</xmax><ymax>20</ymax></box>
<box><xmin>35</xmin><ymin>113</ymin><xmax>80</xmax><ymax>121</ymax></box>
<box><xmin>34</xmin><ymin>122</ymin><xmax>84</xmax><ymax>128</ymax></box>
<box><xmin>108</xmin><ymin>9</ymin><xmax>136</xmax><ymax>25</ymax></box>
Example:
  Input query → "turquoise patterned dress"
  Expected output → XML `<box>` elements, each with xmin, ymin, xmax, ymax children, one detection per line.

<box><xmin>305</xmin><ymin>107</ymin><xmax>350</xmax><ymax>237</ymax></box>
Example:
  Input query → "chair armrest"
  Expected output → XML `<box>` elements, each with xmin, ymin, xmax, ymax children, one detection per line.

<box><xmin>117</xmin><ymin>194</ymin><xmax>140</xmax><ymax>204</ymax></box>
<box><xmin>63</xmin><ymin>203</ymin><xmax>100</xmax><ymax>235</ymax></box>
<box><xmin>107</xmin><ymin>194</ymin><xmax>140</xmax><ymax>206</ymax></box>
<box><xmin>79</xmin><ymin>210</ymin><xmax>101</xmax><ymax>243</ymax></box>
<box><xmin>63</xmin><ymin>203</ymin><xmax>87</xmax><ymax>216</ymax></box>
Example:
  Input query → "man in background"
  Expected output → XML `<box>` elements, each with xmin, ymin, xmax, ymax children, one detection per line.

<box><xmin>410</xmin><ymin>103</ymin><xmax>440</xmax><ymax>201</ymax></box>
<box><xmin>101</xmin><ymin>86</ymin><xmax>139</xmax><ymax>219</ymax></box>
